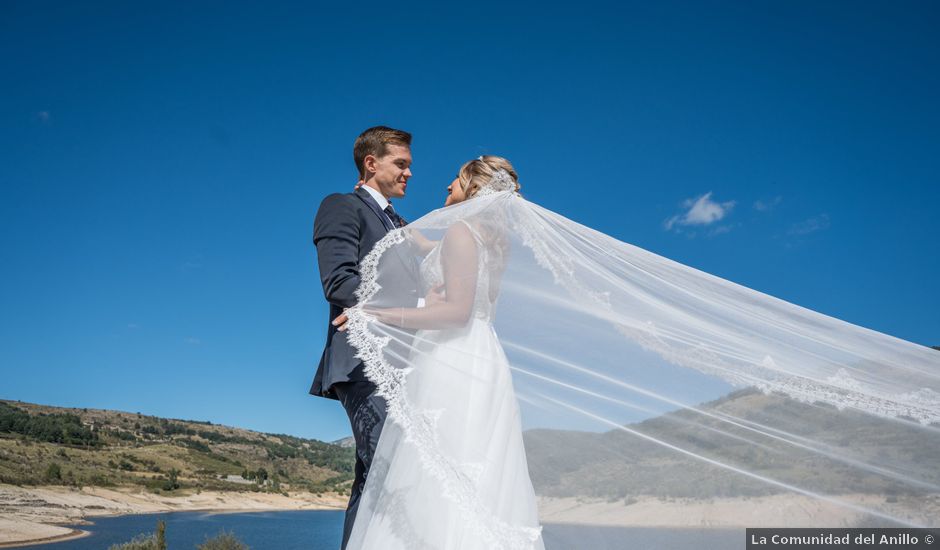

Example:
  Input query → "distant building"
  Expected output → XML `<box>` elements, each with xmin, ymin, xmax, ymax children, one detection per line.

<box><xmin>221</xmin><ymin>475</ymin><xmax>254</xmax><ymax>485</ymax></box>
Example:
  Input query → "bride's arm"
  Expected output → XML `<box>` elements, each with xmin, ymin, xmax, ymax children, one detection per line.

<box><xmin>371</xmin><ymin>223</ymin><xmax>478</xmax><ymax>330</ymax></box>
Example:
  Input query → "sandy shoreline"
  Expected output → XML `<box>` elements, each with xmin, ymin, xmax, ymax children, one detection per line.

<box><xmin>537</xmin><ymin>493</ymin><xmax>940</xmax><ymax>528</ymax></box>
<box><xmin>2</xmin><ymin>484</ymin><xmax>936</xmax><ymax>547</ymax></box>
<box><xmin>0</xmin><ymin>484</ymin><xmax>347</xmax><ymax>547</ymax></box>
<box><xmin>0</xmin><ymin>528</ymin><xmax>90</xmax><ymax>549</ymax></box>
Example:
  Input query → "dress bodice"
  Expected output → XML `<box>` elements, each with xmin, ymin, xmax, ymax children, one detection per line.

<box><xmin>420</xmin><ymin>220</ymin><xmax>498</xmax><ymax>322</ymax></box>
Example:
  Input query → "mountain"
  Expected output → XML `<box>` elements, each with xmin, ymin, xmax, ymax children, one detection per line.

<box><xmin>523</xmin><ymin>388</ymin><xmax>940</xmax><ymax>500</ymax></box>
<box><xmin>332</xmin><ymin>436</ymin><xmax>356</xmax><ymax>448</ymax></box>
<box><xmin>0</xmin><ymin>400</ymin><xmax>355</xmax><ymax>495</ymax></box>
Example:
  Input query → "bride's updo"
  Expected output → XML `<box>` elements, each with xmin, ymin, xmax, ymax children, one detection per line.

<box><xmin>457</xmin><ymin>156</ymin><xmax>521</xmax><ymax>198</ymax></box>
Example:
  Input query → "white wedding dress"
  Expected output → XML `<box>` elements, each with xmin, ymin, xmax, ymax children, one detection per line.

<box><xmin>347</xmin><ymin>219</ymin><xmax>545</xmax><ymax>550</ymax></box>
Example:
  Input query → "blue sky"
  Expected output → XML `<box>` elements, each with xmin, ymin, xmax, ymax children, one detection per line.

<box><xmin>1</xmin><ymin>1</ymin><xmax>938</xmax><ymax>443</ymax></box>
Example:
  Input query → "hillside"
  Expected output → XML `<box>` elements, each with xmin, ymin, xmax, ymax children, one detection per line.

<box><xmin>6</xmin><ymin>384</ymin><xmax>938</xmax><ymax>503</ymax></box>
<box><xmin>0</xmin><ymin>400</ymin><xmax>355</xmax><ymax>496</ymax></box>
<box><xmin>524</xmin><ymin>387</ymin><xmax>940</xmax><ymax>500</ymax></box>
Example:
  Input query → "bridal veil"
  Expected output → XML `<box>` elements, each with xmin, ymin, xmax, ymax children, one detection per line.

<box><xmin>344</xmin><ymin>189</ymin><xmax>939</xmax><ymax>549</ymax></box>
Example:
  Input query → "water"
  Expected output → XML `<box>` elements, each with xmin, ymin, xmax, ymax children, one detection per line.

<box><xmin>12</xmin><ymin>511</ymin><xmax>744</xmax><ymax>549</ymax></box>
<box><xmin>16</xmin><ymin>511</ymin><xmax>344</xmax><ymax>550</ymax></box>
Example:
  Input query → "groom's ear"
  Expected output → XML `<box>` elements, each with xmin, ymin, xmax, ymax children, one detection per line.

<box><xmin>362</xmin><ymin>154</ymin><xmax>377</xmax><ymax>176</ymax></box>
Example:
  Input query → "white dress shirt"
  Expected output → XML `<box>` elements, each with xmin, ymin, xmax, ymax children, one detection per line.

<box><xmin>361</xmin><ymin>184</ymin><xmax>395</xmax><ymax>228</ymax></box>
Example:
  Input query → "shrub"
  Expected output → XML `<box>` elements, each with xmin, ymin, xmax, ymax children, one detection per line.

<box><xmin>197</xmin><ymin>531</ymin><xmax>250</xmax><ymax>550</ymax></box>
<box><xmin>108</xmin><ymin>533</ymin><xmax>158</xmax><ymax>550</ymax></box>
<box><xmin>163</xmin><ymin>468</ymin><xmax>180</xmax><ymax>491</ymax></box>
<box><xmin>44</xmin><ymin>463</ymin><xmax>62</xmax><ymax>482</ymax></box>
<box><xmin>108</xmin><ymin>521</ymin><xmax>166</xmax><ymax>550</ymax></box>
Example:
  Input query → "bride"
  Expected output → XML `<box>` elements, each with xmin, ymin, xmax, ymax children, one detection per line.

<box><xmin>343</xmin><ymin>156</ymin><xmax>940</xmax><ymax>550</ymax></box>
<box><xmin>345</xmin><ymin>156</ymin><xmax>544</xmax><ymax>550</ymax></box>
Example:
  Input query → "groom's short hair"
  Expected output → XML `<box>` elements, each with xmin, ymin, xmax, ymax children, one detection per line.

<box><xmin>354</xmin><ymin>126</ymin><xmax>412</xmax><ymax>178</ymax></box>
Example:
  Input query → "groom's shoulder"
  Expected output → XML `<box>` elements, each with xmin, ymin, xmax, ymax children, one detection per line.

<box><xmin>317</xmin><ymin>191</ymin><xmax>362</xmax><ymax>211</ymax></box>
<box><xmin>315</xmin><ymin>191</ymin><xmax>364</xmax><ymax>224</ymax></box>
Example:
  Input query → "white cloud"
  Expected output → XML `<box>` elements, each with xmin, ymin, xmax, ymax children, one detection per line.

<box><xmin>665</xmin><ymin>192</ymin><xmax>736</xmax><ymax>231</ymax></box>
<box><xmin>788</xmin><ymin>214</ymin><xmax>830</xmax><ymax>236</ymax></box>
<box><xmin>708</xmin><ymin>224</ymin><xmax>736</xmax><ymax>236</ymax></box>
<box><xmin>754</xmin><ymin>196</ymin><xmax>782</xmax><ymax>212</ymax></box>
<box><xmin>178</xmin><ymin>255</ymin><xmax>204</xmax><ymax>273</ymax></box>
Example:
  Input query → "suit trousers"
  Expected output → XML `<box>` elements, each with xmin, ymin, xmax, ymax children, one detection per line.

<box><xmin>332</xmin><ymin>379</ymin><xmax>387</xmax><ymax>550</ymax></box>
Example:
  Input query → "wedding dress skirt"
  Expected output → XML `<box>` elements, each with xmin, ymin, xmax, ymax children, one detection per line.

<box><xmin>347</xmin><ymin>318</ymin><xmax>545</xmax><ymax>550</ymax></box>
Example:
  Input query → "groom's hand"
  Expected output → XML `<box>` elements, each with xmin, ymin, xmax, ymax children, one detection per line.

<box><xmin>332</xmin><ymin>309</ymin><xmax>349</xmax><ymax>332</ymax></box>
<box><xmin>332</xmin><ymin>286</ymin><xmax>442</xmax><ymax>331</ymax></box>
<box><xmin>425</xmin><ymin>285</ymin><xmax>445</xmax><ymax>306</ymax></box>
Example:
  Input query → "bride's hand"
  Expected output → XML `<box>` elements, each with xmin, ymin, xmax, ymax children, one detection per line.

<box><xmin>363</xmin><ymin>307</ymin><xmax>406</xmax><ymax>327</ymax></box>
<box><xmin>332</xmin><ymin>309</ymin><xmax>349</xmax><ymax>332</ymax></box>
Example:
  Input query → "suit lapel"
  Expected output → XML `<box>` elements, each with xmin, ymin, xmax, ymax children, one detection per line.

<box><xmin>355</xmin><ymin>187</ymin><xmax>395</xmax><ymax>232</ymax></box>
<box><xmin>354</xmin><ymin>188</ymin><xmax>419</xmax><ymax>304</ymax></box>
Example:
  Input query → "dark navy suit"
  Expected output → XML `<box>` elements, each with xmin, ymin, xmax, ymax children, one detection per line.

<box><xmin>311</xmin><ymin>186</ymin><xmax>415</xmax><ymax>549</ymax></box>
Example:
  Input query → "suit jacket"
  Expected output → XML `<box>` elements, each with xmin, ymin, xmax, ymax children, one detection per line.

<box><xmin>310</xmin><ymin>187</ymin><xmax>417</xmax><ymax>399</ymax></box>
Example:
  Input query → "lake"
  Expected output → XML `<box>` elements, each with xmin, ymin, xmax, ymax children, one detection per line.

<box><xmin>14</xmin><ymin>511</ymin><xmax>744</xmax><ymax>549</ymax></box>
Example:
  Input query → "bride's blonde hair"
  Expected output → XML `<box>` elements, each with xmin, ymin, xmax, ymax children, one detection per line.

<box><xmin>457</xmin><ymin>156</ymin><xmax>521</xmax><ymax>198</ymax></box>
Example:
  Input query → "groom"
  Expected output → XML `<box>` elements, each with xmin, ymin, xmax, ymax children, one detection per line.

<box><xmin>311</xmin><ymin>125</ymin><xmax>414</xmax><ymax>549</ymax></box>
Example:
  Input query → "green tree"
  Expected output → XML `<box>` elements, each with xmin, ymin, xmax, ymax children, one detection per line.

<box><xmin>45</xmin><ymin>462</ymin><xmax>62</xmax><ymax>482</ymax></box>
<box><xmin>271</xmin><ymin>473</ymin><xmax>280</xmax><ymax>491</ymax></box>
<box><xmin>0</xmin><ymin>403</ymin><xmax>98</xmax><ymax>446</ymax></box>
<box><xmin>162</xmin><ymin>468</ymin><xmax>180</xmax><ymax>491</ymax></box>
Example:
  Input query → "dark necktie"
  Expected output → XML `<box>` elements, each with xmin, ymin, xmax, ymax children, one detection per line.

<box><xmin>384</xmin><ymin>204</ymin><xmax>407</xmax><ymax>229</ymax></box>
